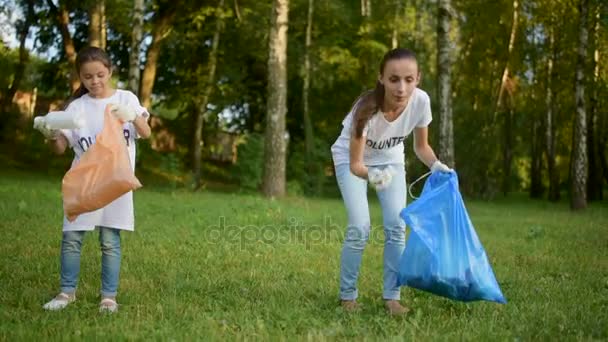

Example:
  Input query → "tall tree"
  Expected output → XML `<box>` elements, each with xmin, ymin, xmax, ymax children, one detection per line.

<box><xmin>128</xmin><ymin>0</ymin><xmax>144</xmax><ymax>94</ymax></box>
<box><xmin>88</xmin><ymin>1</ymin><xmax>102</xmax><ymax>47</ymax></box>
<box><xmin>495</xmin><ymin>0</ymin><xmax>519</xmax><ymax>196</ymax></box>
<box><xmin>1</xmin><ymin>0</ymin><xmax>34</xmax><ymax>115</ymax></box>
<box><xmin>46</xmin><ymin>0</ymin><xmax>79</xmax><ymax>92</ymax></box>
<box><xmin>302</xmin><ymin>0</ymin><xmax>314</xmax><ymax>163</ymax></box>
<box><xmin>437</xmin><ymin>0</ymin><xmax>454</xmax><ymax>167</ymax></box>
<box><xmin>587</xmin><ymin>1</ymin><xmax>602</xmax><ymax>200</ymax></box>
<box><xmin>100</xmin><ymin>0</ymin><xmax>106</xmax><ymax>49</ymax></box>
<box><xmin>192</xmin><ymin>0</ymin><xmax>225</xmax><ymax>190</ymax></box>
<box><xmin>88</xmin><ymin>0</ymin><xmax>106</xmax><ymax>48</ymax></box>
<box><xmin>140</xmin><ymin>2</ymin><xmax>177</xmax><ymax>109</ymax></box>
<box><xmin>391</xmin><ymin>0</ymin><xmax>401</xmax><ymax>49</ymax></box>
<box><xmin>570</xmin><ymin>0</ymin><xmax>589</xmax><ymax>210</ymax></box>
<box><xmin>545</xmin><ymin>18</ymin><xmax>560</xmax><ymax>201</ymax></box>
<box><xmin>361</xmin><ymin>0</ymin><xmax>371</xmax><ymax>17</ymax></box>
<box><xmin>262</xmin><ymin>0</ymin><xmax>289</xmax><ymax>197</ymax></box>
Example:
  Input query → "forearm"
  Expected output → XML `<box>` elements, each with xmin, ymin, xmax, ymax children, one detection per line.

<box><xmin>349</xmin><ymin>135</ymin><xmax>369</xmax><ymax>179</ymax></box>
<box><xmin>133</xmin><ymin>115</ymin><xmax>151</xmax><ymax>139</ymax></box>
<box><xmin>414</xmin><ymin>144</ymin><xmax>438</xmax><ymax>168</ymax></box>
<box><xmin>47</xmin><ymin>135</ymin><xmax>68</xmax><ymax>155</ymax></box>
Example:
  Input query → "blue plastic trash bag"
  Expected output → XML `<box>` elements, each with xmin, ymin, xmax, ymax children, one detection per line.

<box><xmin>398</xmin><ymin>171</ymin><xmax>506</xmax><ymax>304</ymax></box>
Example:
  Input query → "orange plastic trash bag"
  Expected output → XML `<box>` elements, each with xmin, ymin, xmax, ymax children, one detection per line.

<box><xmin>62</xmin><ymin>104</ymin><xmax>142</xmax><ymax>221</ymax></box>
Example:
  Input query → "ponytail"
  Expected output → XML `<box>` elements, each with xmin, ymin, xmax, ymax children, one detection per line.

<box><xmin>352</xmin><ymin>81</ymin><xmax>385</xmax><ymax>138</ymax></box>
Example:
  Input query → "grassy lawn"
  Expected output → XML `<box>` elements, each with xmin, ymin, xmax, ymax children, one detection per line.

<box><xmin>0</xmin><ymin>169</ymin><xmax>607</xmax><ymax>340</ymax></box>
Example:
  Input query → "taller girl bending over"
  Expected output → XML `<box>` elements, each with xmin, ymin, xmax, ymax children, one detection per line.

<box><xmin>331</xmin><ymin>48</ymin><xmax>453</xmax><ymax>315</ymax></box>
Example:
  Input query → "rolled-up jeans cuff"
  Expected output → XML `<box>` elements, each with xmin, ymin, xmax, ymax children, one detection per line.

<box><xmin>60</xmin><ymin>287</ymin><xmax>76</xmax><ymax>295</ymax></box>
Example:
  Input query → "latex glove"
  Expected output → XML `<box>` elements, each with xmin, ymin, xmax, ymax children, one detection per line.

<box><xmin>431</xmin><ymin>160</ymin><xmax>453</xmax><ymax>173</ymax></box>
<box><xmin>33</xmin><ymin>118</ymin><xmax>61</xmax><ymax>140</ymax></box>
<box><xmin>368</xmin><ymin>166</ymin><xmax>393</xmax><ymax>191</ymax></box>
<box><xmin>109</xmin><ymin>103</ymin><xmax>137</xmax><ymax>122</ymax></box>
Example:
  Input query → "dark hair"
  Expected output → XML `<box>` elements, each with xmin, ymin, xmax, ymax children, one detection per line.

<box><xmin>352</xmin><ymin>48</ymin><xmax>417</xmax><ymax>138</ymax></box>
<box><xmin>63</xmin><ymin>46</ymin><xmax>113</xmax><ymax>109</ymax></box>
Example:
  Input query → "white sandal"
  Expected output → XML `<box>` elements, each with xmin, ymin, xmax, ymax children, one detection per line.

<box><xmin>99</xmin><ymin>297</ymin><xmax>118</xmax><ymax>313</ymax></box>
<box><xmin>43</xmin><ymin>292</ymin><xmax>76</xmax><ymax>311</ymax></box>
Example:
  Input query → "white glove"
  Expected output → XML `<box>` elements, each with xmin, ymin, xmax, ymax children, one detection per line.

<box><xmin>368</xmin><ymin>166</ymin><xmax>393</xmax><ymax>191</ymax></box>
<box><xmin>33</xmin><ymin>118</ymin><xmax>61</xmax><ymax>140</ymax></box>
<box><xmin>431</xmin><ymin>160</ymin><xmax>453</xmax><ymax>173</ymax></box>
<box><xmin>109</xmin><ymin>103</ymin><xmax>137</xmax><ymax>122</ymax></box>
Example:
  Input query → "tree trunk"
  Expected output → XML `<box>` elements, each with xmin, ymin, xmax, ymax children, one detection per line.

<box><xmin>437</xmin><ymin>0</ymin><xmax>454</xmax><ymax>167</ymax></box>
<box><xmin>570</xmin><ymin>0</ymin><xmax>588</xmax><ymax>210</ymax></box>
<box><xmin>495</xmin><ymin>0</ymin><xmax>518</xmax><ymax>196</ymax></box>
<box><xmin>1</xmin><ymin>0</ymin><xmax>34</xmax><ymax>115</ymax></box>
<box><xmin>303</xmin><ymin>0</ymin><xmax>314</xmax><ymax>161</ymax></box>
<box><xmin>530</xmin><ymin>119</ymin><xmax>544</xmax><ymax>198</ymax></box>
<box><xmin>529</xmin><ymin>32</ymin><xmax>543</xmax><ymax>199</ymax></box>
<box><xmin>545</xmin><ymin>21</ymin><xmax>560</xmax><ymax>201</ymax></box>
<box><xmin>129</xmin><ymin>0</ymin><xmax>144</xmax><ymax>95</ymax></box>
<box><xmin>414</xmin><ymin>0</ymin><xmax>421</xmax><ymax>51</ymax></box>
<box><xmin>100</xmin><ymin>0</ymin><xmax>106</xmax><ymax>49</ymax></box>
<box><xmin>587</xmin><ymin>3</ymin><xmax>602</xmax><ymax>201</ymax></box>
<box><xmin>88</xmin><ymin>1</ymin><xmax>102</xmax><ymax>47</ymax></box>
<box><xmin>47</xmin><ymin>0</ymin><xmax>79</xmax><ymax>92</ymax></box>
<box><xmin>262</xmin><ymin>0</ymin><xmax>289</xmax><ymax>197</ymax></box>
<box><xmin>501</xmin><ymin>108</ymin><xmax>514</xmax><ymax>196</ymax></box>
<box><xmin>140</xmin><ymin>6</ymin><xmax>176</xmax><ymax>109</ymax></box>
<box><xmin>193</xmin><ymin>0</ymin><xmax>225</xmax><ymax>190</ymax></box>
<box><xmin>361</xmin><ymin>0</ymin><xmax>371</xmax><ymax>17</ymax></box>
<box><xmin>391</xmin><ymin>0</ymin><xmax>401</xmax><ymax>49</ymax></box>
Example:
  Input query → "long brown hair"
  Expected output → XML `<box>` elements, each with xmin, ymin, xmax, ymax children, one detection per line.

<box><xmin>63</xmin><ymin>46</ymin><xmax>113</xmax><ymax>109</ymax></box>
<box><xmin>352</xmin><ymin>48</ymin><xmax>417</xmax><ymax>138</ymax></box>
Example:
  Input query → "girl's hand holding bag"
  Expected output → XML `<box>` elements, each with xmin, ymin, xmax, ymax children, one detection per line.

<box><xmin>62</xmin><ymin>104</ymin><xmax>142</xmax><ymax>221</ymax></box>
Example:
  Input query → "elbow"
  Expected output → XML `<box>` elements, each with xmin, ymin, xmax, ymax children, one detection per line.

<box><xmin>413</xmin><ymin>146</ymin><xmax>423</xmax><ymax>159</ymax></box>
<box><xmin>139</xmin><ymin>128</ymin><xmax>152</xmax><ymax>139</ymax></box>
<box><xmin>48</xmin><ymin>141</ymin><xmax>66</xmax><ymax>155</ymax></box>
<box><xmin>349</xmin><ymin>162</ymin><xmax>366</xmax><ymax>178</ymax></box>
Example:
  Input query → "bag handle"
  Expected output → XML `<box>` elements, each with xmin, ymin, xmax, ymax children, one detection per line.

<box><xmin>408</xmin><ymin>171</ymin><xmax>432</xmax><ymax>200</ymax></box>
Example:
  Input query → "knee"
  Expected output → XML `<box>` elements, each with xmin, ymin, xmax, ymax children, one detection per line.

<box><xmin>384</xmin><ymin>222</ymin><xmax>405</xmax><ymax>243</ymax></box>
<box><xmin>344</xmin><ymin>224</ymin><xmax>370</xmax><ymax>249</ymax></box>
<box><xmin>100</xmin><ymin>230</ymin><xmax>121</xmax><ymax>254</ymax></box>
<box><xmin>62</xmin><ymin>232</ymin><xmax>83</xmax><ymax>251</ymax></box>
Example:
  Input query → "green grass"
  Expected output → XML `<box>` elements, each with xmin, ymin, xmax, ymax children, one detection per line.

<box><xmin>0</xmin><ymin>169</ymin><xmax>607</xmax><ymax>340</ymax></box>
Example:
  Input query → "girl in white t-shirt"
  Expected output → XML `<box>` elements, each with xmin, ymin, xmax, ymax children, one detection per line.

<box><xmin>330</xmin><ymin>48</ymin><xmax>452</xmax><ymax>315</ymax></box>
<box><xmin>35</xmin><ymin>47</ymin><xmax>151</xmax><ymax>313</ymax></box>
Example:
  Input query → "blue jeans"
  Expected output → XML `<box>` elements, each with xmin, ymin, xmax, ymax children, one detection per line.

<box><xmin>335</xmin><ymin>163</ymin><xmax>406</xmax><ymax>300</ymax></box>
<box><xmin>60</xmin><ymin>227</ymin><xmax>121</xmax><ymax>297</ymax></box>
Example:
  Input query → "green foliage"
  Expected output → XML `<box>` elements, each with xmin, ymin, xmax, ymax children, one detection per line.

<box><xmin>1</xmin><ymin>0</ymin><xmax>607</xmax><ymax>199</ymax></box>
<box><xmin>0</xmin><ymin>46</ymin><xmax>18</xmax><ymax>92</ymax></box>
<box><xmin>233</xmin><ymin>132</ymin><xmax>264</xmax><ymax>191</ymax></box>
<box><xmin>159</xmin><ymin>152</ymin><xmax>182</xmax><ymax>189</ymax></box>
<box><xmin>287</xmin><ymin>137</ymin><xmax>332</xmax><ymax>197</ymax></box>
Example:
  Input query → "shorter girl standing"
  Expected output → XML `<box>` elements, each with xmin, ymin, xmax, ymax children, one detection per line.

<box><xmin>35</xmin><ymin>46</ymin><xmax>151</xmax><ymax>313</ymax></box>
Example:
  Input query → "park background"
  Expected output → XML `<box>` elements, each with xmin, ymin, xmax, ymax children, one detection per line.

<box><xmin>0</xmin><ymin>0</ymin><xmax>607</xmax><ymax>340</ymax></box>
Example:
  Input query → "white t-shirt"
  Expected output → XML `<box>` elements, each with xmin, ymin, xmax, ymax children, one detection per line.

<box><xmin>331</xmin><ymin>88</ymin><xmax>432</xmax><ymax>166</ymax></box>
<box><xmin>59</xmin><ymin>89</ymin><xmax>149</xmax><ymax>232</ymax></box>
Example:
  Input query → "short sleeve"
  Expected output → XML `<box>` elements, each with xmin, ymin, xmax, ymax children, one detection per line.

<box><xmin>416</xmin><ymin>92</ymin><xmax>433</xmax><ymax>128</ymax></box>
